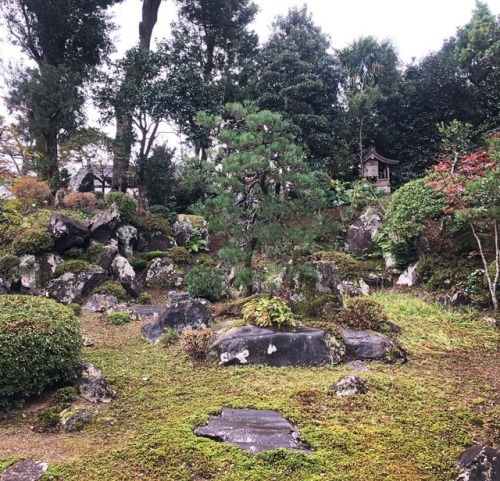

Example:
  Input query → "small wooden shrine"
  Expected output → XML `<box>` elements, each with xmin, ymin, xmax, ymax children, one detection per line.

<box><xmin>361</xmin><ymin>147</ymin><xmax>399</xmax><ymax>193</ymax></box>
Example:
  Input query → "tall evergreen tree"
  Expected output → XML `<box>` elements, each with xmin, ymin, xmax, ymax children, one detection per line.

<box><xmin>1</xmin><ymin>0</ymin><xmax>120</xmax><ymax>183</ymax></box>
<box><xmin>255</xmin><ymin>6</ymin><xmax>342</xmax><ymax>173</ymax></box>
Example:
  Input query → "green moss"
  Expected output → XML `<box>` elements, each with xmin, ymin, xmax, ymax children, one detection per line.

<box><xmin>54</xmin><ymin>259</ymin><xmax>90</xmax><ymax>278</ymax></box>
<box><xmin>167</xmin><ymin>247</ymin><xmax>192</xmax><ymax>265</ymax></box>
<box><xmin>145</xmin><ymin>251</ymin><xmax>170</xmax><ymax>261</ymax></box>
<box><xmin>0</xmin><ymin>255</ymin><xmax>20</xmax><ymax>274</ymax></box>
<box><xmin>106</xmin><ymin>312</ymin><xmax>131</xmax><ymax>326</ymax></box>
<box><xmin>11</xmin><ymin>229</ymin><xmax>54</xmax><ymax>256</ymax></box>
<box><xmin>93</xmin><ymin>281</ymin><xmax>127</xmax><ymax>300</ymax></box>
<box><xmin>311</xmin><ymin>251</ymin><xmax>368</xmax><ymax>280</ymax></box>
<box><xmin>131</xmin><ymin>258</ymin><xmax>148</xmax><ymax>272</ymax></box>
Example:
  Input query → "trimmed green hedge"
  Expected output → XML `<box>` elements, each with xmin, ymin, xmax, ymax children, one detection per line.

<box><xmin>0</xmin><ymin>295</ymin><xmax>82</xmax><ymax>410</ymax></box>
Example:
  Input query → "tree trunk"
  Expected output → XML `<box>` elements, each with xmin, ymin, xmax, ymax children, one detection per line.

<box><xmin>241</xmin><ymin>237</ymin><xmax>258</xmax><ymax>297</ymax></box>
<box><xmin>38</xmin><ymin>129</ymin><xmax>58</xmax><ymax>182</ymax></box>
<box><xmin>112</xmin><ymin>0</ymin><xmax>162</xmax><ymax>192</ymax></box>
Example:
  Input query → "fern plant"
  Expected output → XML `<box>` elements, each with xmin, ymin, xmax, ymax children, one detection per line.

<box><xmin>242</xmin><ymin>297</ymin><xmax>296</xmax><ymax>329</ymax></box>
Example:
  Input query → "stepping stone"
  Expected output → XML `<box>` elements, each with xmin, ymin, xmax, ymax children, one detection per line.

<box><xmin>195</xmin><ymin>408</ymin><xmax>311</xmax><ymax>454</ymax></box>
<box><xmin>0</xmin><ymin>460</ymin><xmax>49</xmax><ymax>481</ymax></box>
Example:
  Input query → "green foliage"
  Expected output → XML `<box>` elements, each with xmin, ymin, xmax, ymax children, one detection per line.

<box><xmin>68</xmin><ymin>303</ymin><xmax>82</xmax><ymax>316</ymax></box>
<box><xmin>137</xmin><ymin>292</ymin><xmax>152</xmax><ymax>305</ymax></box>
<box><xmin>167</xmin><ymin>246</ymin><xmax>192</xmax><ymax>265</ymax></box>
<box><xmin>384</xmin><ymin>179</ymin><xmax>445</xmax><ymax>242</ymax></box>
<box><xmin>193</xmin><ymin>253</ymin><xmax>216</xmax><ymax>267</ymax></box>
<box><xmin>94</xmin><ymin>281</ymin><xmax>127</xmax><ymax>300</ymax></box>
<box><xmin>53</xmin><ymin>386</ymin><xmax>78</xmax><ymax>405</ymax></box>
<box><xmin>312</xmin><ymin>251</ymin><xmax>368</xmax><ymax>280</ymax></box>
<box><xmin>38</xmin><ymin>407</ymin><xmax>60</xmax><ymax>430</ymax></box>
<box><xmin>106</xmin><ymin>312</ymin><xmax>131</xmax><ymax>326</ymax></box>
<box><xmin>242</xmin><ymin>296</ymin><xmax>296</xmax><ymax>329</ymax></box>
<box><xmin>149</xmin><ymin>205</ymin><xmax>177</xmax><ymax>224</ymax></box>
<box><xmin>133</xmin><ymin>211</ymin><xmax>172</xmax><ymax>234</ymax></box>
<box><xmin>0</xmin><ymin>255</ymin><xmax>20</xmax><ymax>275</ymax></box>
<box><xmin>179</xmin><ymin>328</ymin><xmax>214</xmax><ymax>361</ymax></box>
<box><xmin>0</xmin><ymin>295</ymin><xmax>82</xmax><ymax>410</ymax></box>
<box><xmin>187</xmin><ymin>102</ymin><xmax>325</xmax><ymax>294</ymax></box>
<box><xmin>11</xmin><ymin>229</ymin><xmax>54</xmax><ymax>256</ymax></box>
<box><xmin>160</xmin><ymin>328</ymin><xmax>180</xmax><ymax>347</ymax></box>
<box><xmin>54</xmin><ymin>259</ymin><xmax>90</xmax><ymax>278</ymax></box>
<box><xmin>131</xmin><ymin>258</ymin><xmax>148</xmax><ymax>272</ymax></box>
<box><xmin>101</xmin><ymin>192</ymin><xmax>137</xmax><ymax>222</ymax></box>
<box><xmin>417</xmin><ymin>254</ymin><xmax>473</xmax><ymax>291</ymax></box>
<box><xmin>186</xmin><ymin>266</ymin><xmax>224</xmax><ymax>302</ymax></box>
<box><xmin>186</xmin><ymin>233</ymin><xmax>208</xmax><ymax>253</ymax></box>
<box><xmin>341</xmin><ymin>297</ymin><xmax>388</xmax><ymax>331</ymax></box>
<box><xmin>145</xmin><ymin>251</ymin><xmax>170</xmax><ymax>261</ymax></box>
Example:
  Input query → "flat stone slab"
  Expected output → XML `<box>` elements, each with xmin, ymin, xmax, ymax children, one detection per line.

<box><xmin>129</xmin><ymin>305</ymin><xmax>165</xmax><ymax>322</ymax></box>
<box><xmin>211</xmin><ymin>325</ymin><xmax>343</xmax><ymax>367</ymax></box>
<box><xmin>457</xmin><ymin>445</ymin><xmax>500</xmax><ymax>481</ymax></box>
<box><xmin>0</xmin><ymin>461</ymin><xmax>49</xmax><ymax>481</ymax></box>
<box><xmin>195</xmin><ymin>408</ymin><xmax>311</xmax><ymax>454</ymax></box>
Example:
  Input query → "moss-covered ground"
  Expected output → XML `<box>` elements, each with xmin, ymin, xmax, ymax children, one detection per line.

<box><xmin>0</xmin><ymin>292</ymin><xmax>498</xmax><ymax>481</ymax></box>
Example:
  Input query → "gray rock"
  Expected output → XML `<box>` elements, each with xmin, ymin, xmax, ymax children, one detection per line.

<box><xmin>47</xmin><ymin>213</ymin><xmax>90</xmax><ymax>252</ymax></box>
<box><xmin>141</xmin><ymin>321</ymin><xmax>165</xmax><ymax>344</ymax></box>
<box><xmin>129</xmin><ymin>305</ymin><xmax>164</xmax><ymax>322</ymax></box>
<box><xmin>341</xmin><ymin>328</ymin><xmax>407</xmax><ymax>363</ymax></box>
<box><xmin>396</xmin><ymin>264</ymin><xmax>419</xmax><ymax>287</ymax></box>
<box><xmin>0</xmin><ymin>185</ymin><xmax>15</xmax><ymax>200</ymax></box>
<box><xmin>346</xmin><ymin>360</ymin><xmax>371</xmax><ymax>372</ymax></box>
<box><xmin>59</xmin><ymin>406</ymin><xmax>97</xmax><ymax>433</ymax></box>
<box><xmin>168</xmin><ymin>291</ymin><xmax>191</xmax><ymax>303</ymax></box>
<box><xmin>211</xmin><ymin>325</ymin><xmax>344</xmax><ymax>367</ymax></box>
<box><xmin>69</xmin><ymin>165</ymin><xmax>95</xmax><ymax>192</ymax></box>
<box><xmin>172</xmin><ymin>214</ymin><xmax>209</xmax><ymax>247</ymax></box>
<box><xmin>161</xmin><ymin>299</ymin><xmax>212</xmax><ymax>333</ymax></box>
<box><xmin>0</xmin><ymin>255</ymin><xmax>21</xmax><ymax>291</ymax></box>
<box><xmin>194</xmin><ymin>408</ymin><xmax>311</xmax><ymax>454</ymax></box>
<box><xmin>83</xmin><ymin>294</ymin><xmax>119</xmax><ymax>313</ymax></box>
<box><xmin>0</xmin><ymin>276</ymin><xmax>8</xmax><ymax>294</ymax></box>
<box><xmin>338</xmin><ymin>281</ymin><xmax>370</xmax><ymax>297</ymax></box>
<box><xmin>347</xmin><ymin>207</ymin><xmax>382</xmax><ymax>256</ymax></box>
<box><xmin>19</xmin><ymin>255</ymin><xmax>40</xmax><ymax>290</ymax></box>
<box><xmin>47</xmin><ymin>267</ymin><xmax>107</xmax><ymax>304</ymax></box>
<box><xmin>111</xmin><ymin>255</ymin><xmax>142</xmax><ymax>297</ymax></box>
<box><xmin>77</xmin><ymin>361</ymin><xmax>114</xmax><ymax>403</ymax></box>
<box><xmin>0</xmin><ymin>460</ymin><xmax>49</xmax><ymax>481</ymax></box>
<box><xmin>54</xmin><ymin>188</ymin><xmax>68</xmax><ymax>207</ymax></box>
<box><xmin>363</xmin><ymin>272</ymin><xmax>393</xmax><ymax>288</ymax></box>
<box><xmin>137</xmin><ymin>231</ymin><xmax>175</xmax><ymax>252</ymax></box>
<box><xmin>99</xmin><ymin>244</ymin><xmax>119</xmax><ymax>272</ymax></box>
<box><xmin>86</xmin><ymin>203</ymin><xmax>121</xmax><ymax>244</ymax></box>
<box><xmin>116</xmin><ymin>224</ymin><xmax>137</xmax><ymax>259</ymax></box>
<box><xmin>457</xmin><ymin>445</ymin><xmax>500</xmax><ymax>481</ymax></box>
<box><xmin>450</xmin><ymin>290</ymin><xmax>471</xmax><ymax>307</ymax></box>
<box><xmin>144</xmin><ymin>258</ymin><xmax>184</xmax><ymax>289</ymax></box>
<box><xmin>330</xmin><ymin>375</ymin><xmax>367</xmax><ymax>397</ymax></box>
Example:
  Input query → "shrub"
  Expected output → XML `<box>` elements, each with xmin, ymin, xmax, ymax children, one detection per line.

<box><xmin>68</xmin><ymin>303</ymin><xmax>82</xmax><ymax>316</ymax></box>
<box><xmin>0</xmin><ymin>295</ymin><xmax>82</xmax><ymax>410</ymax></box>
<box><xmin>11</xmin><ymin>229</ymin><xmax>54</xmax><ymax>256</ymax></box>
<box><xmin>101</xmin><ymin>191</ymin><xmax>137</xmax><ymax>222</ymax></box>
<box><xmin>93</xmin><ymin>281</ymin><xmax>127</xmax><ymax>300</ymax></box>
<box><xmin>106</xmin><ymin>312</ymin><xmax>131</xmax><ymax>326</ymax></box>
<box><xmin>149</xmin><ymin>205</ymin><xmax>177</xmax><ymax>224</ymax></box>
<box><xmin>53</xmin><ymin>386</ymin><xmax>78</xmax><ymax>405</ymax></box>
<box><xmin>62</xmin><ymin>192</ymin><xmax>97</xmax><ymax>210</ymax></box>
<box><xmin>54</xmin><ymin>260</ymin><xmax>90</xmax><ymax>278</ymax></box>
<box><xmin>85</xmin><ymin>243</ymin><xmax>105</xmax><ymax>264</ymax></box>
<box><xmin>0</xmin><ymin>255</ymin><xmax>20</xmax><ymax>274</ymax></box>
<box><xmin>193</xmin><ymin>253</ymin><xmax>216</xmax><ymax>267</ymax></box>
<box><xmin>242</xmin><ymin>297</ymin><xmax>296</xmax><ymax>329</ymax></box>
<box><xmin>186</xmin><ymin>232</ymin><xmax>208</xmax><ymax>253</ymax></box>
<box><xmin>161</xmin><ymin>328</ymin><xmax>179</xmax><ymax>346</ymax></box>
<box><xmin>186</xmin><ymin>266</ymin><xmax>224</xmax><ymax>302</ymax></box>
<box><xmin>168</xmin><ymin>246</ymin><xmax>191</xmax><ymax>265</ymax></box>
<box><xmin>145</xmin><ymin>250</ymin><xmax>170</xmax><ymax>261</ymax></box>
<box><xmin>340</xmin><ymin>297</ymin><xmax>388</xmax><ymax>331</ymax></box>
<box><xmin>137</xmin><ymin>292</ymin><xmax>152</xmax><ymax>304</ymax></box>
<box><xmin>133</xmin><ymin>211</ymin><xmax>172</xmax><ymax>234</ymax></box>
<box><xmin>38</xmin><ymin>407</ymin><xmax>60</xmax><ymax>430</ymax></box>
<box><xmin>11</xmin><ymin>177</ymin><xmax>51</xmax><ymax>205</ymax></box>
<box><xmin>179</xmin><ymin>328</ymin><xmax>214</xmax><ymax>360</ymax></box>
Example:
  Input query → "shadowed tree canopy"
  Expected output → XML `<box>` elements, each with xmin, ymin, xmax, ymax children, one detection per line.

<box><xmin>1</xmin><ymin>0</ymin><xmax>121</xmax><ymax>183</ymax></box>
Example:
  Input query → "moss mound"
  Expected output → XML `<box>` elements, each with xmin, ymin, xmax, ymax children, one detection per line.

<box><xmin>0</xmin><ymin>295</ymin><xmax>82</xmax><ymax>410</ymax></box>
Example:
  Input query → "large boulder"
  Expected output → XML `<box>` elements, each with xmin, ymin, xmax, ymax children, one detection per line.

<box><xmin>211</xmin><ymin>325</ymin><xmax>344</xmax><ymax>367</ymax></box>
<box><xmin>85</xmin><ymin>203</ymin><xmax>121</xmax><ymax>244</ymax></box>
<box><xmin>141</xmin><ymin>299</ymin><xmax>212</xmax><ymax>344</ymax></box>
<box><xmin>99</xmin><ymin>244</ymin><xmax>119</xmax><ymax>272</ymax></box>
<box><xmin>59</xmin><ymin>406</ymin><xmax>97</xmax><ymax>433</ymax></box>
<box><xmin>194</xmin><ymin>408</ymin><xmax>311</xmax><ymax>454</ymax></box>
<box><xmin>83</xmin><ymin>294</ymin><xmax>119</xmax><ymax>313</ymax></box>
<box><xmin>172</xmin><ymin>214</ymin><xmax>208</xmax><ymax>247</ymax></box>
<box><xmin>77</xmin><ymin>361</ymin><xmax>114</xmax><ymax>403</ymax></box>
<box><xmin>110</xmin><ymin>255</ymin><xmax>142</xmax><ymax>297</ymax></box>
<box><xmin>456</xmin><ymin>445</ymin><xmax>500</xmax><ymax>481</ymax></box>
<box><xmin>288</xmin><ymin>260</ymin><xmax>343</xmax><ymax>317</ymax></box>
<box><xmin>69</xmin><ymin>165</ymin><xmax>95</xmax><ymax>192</ymax></box>
<box><xmin>18</xmin><ymin>253</ymin><xmax>62</xmax><ymax>290</ymax></box>
<box><xmin>47</xmin><ymin>213</ymin><xmax>90</xmax><ymax>252</ymax></box>
<box><xmin>116</xmin><ymin>224</ymin><xmax>137</xmax><ymax>258</ymax></box>
<box><xmin>341</xmin><ymin>328</ymin><xmax>407</xmax><ymax>363</ymax></box>
<box><xmin>143</xmin><ymin>258</ymin><xmax>184</xmax><ymax>289</ymax></box>
<box><xmin>137</xmin><ymin>231</ymin><xmax>175</xmax><ymax>252</ymax></box>
<box><xmin>47</xmin><ymin>267</ymin><xmax>107</xmax><ymax>304</ymax></box>
<box><xmin>0</xmin><ymin>460</ymin><xmax>49</xmax><ymax>481</ymax></box>
<box><xmin>347</xmin><ymin>207</ymin><xmax>382</xmax><ymax>256</ymax></box>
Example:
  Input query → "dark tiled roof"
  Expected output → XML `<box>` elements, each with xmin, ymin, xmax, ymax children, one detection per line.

<box><xmin>361</xmin><ymin>147</ymin><xmax>399</xmax><ymax>165</ymax></box>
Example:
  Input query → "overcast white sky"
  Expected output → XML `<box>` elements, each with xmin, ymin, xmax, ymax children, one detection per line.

<box><xmin>111</xmin><ymin>0</ymin><xmax>500</xmax><ymax>62</ymax></box>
